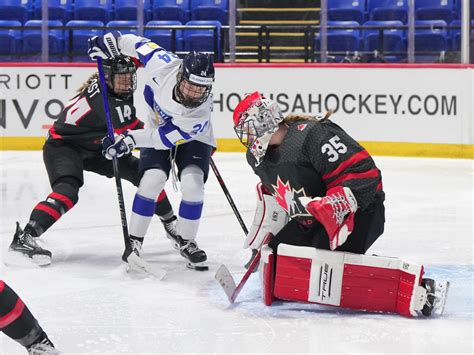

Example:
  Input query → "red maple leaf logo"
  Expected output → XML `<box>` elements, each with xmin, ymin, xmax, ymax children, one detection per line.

<box><xmin>272</xmin><ymin>176</ymin><xmax>291</xmax><ymax>212</ymax></box>
<box><xmin>297</xmin><ymin>124</ymin><xmax>307</xmax><ymax>131</ymax></box>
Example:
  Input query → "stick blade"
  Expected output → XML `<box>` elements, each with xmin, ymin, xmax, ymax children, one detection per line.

<box><xmin>215</xmin><ymin>264</ymin><xmax>237</xmax><ymax>304</ymax></box>
<box><xmin>126</xmin><ymin>253</ymin><xmax>166</xmax><ymax>280</ymax></box>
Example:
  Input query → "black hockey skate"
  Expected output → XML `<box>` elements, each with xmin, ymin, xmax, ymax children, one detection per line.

<box><xmin>420</xmin><ymin>278</ymin><xmax>450</xmax><ymax>316</ymax></box>
<box><xmin>161</xmin><ymin>216</ymin><xmax>180</xmax><ymax>250</ymax></box>
<box><xmin>178</xmin><ymin>239</ymin><xmax>208</xmax><ymax>271</ymax></box>
<box><xmin>9</xmin><ymin>222</ymin><xmax>52</xmax><ymax>266</ymax></box>
<box><xmin>27</xmin><ymin>333</ymin><xmax>59</xmax><ymax>355</ymax></box>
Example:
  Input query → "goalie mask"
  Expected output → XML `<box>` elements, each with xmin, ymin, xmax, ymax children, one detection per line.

<box><xmin>175</xmin><ymin>52</ymin><xmax>215</xmax><ymax>109</ymax></box>
<box><xmin>233</xmin><ymin>91</ymin><xmax>284</xmax><ymax>165</ymax></box>
<box><xmin>103</xmin><ymin>55</ymin><xmax>137</xmax><ymax>100</ymax></box>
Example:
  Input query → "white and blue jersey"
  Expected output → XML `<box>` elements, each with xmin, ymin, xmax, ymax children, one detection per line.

<box><xmin>118</xmin><ymin>34</ymin><xmax>216</xmax><ymax>150</ymax></box>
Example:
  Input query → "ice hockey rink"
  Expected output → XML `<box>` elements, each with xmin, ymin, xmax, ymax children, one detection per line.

<box><xmin>0</xmin><ymin>151</ymin><xmax>472</xmax><ymax>354</ymax></box>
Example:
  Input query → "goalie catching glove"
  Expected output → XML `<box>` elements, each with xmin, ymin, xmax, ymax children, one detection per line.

<box><xmin>102</xmin><ymin>132</ymin><xmax>136</xmax><ymax>160</ymax></box>
<box><xmin>245</xmin><ymin>182</ymin><xmax>289</xmax><ymax>250</ymax></box>
<box><xmin>301</xmin><ymin>186</ymin><xmax>358</xmax><ymax>250</ymax></box>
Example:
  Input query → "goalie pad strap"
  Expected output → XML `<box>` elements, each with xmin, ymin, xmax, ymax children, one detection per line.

<box><xmin>272</xmin><ymin>244</ymin><xmax>424</xmax><ymax>317</ymax></box>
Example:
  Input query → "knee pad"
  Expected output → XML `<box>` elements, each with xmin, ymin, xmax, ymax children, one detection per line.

<box><xmin>180</xmin><ymin>166</ymin><xmax>205</xmax><ymax>202</ymax></box>
<box><xmin>137</xmin><ymin>169</ymin><xmax>167</xmax><ymax>200</ymax></box>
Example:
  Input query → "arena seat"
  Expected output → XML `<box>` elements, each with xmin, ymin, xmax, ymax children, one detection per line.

<box><xmin>415</xmin><ymin>0</ymin><xmax>455</xmax><ymax>23</ymax></box>
<box><xmin>115</xmin><ymin>0</ymin><xmax>152</xmax><ymax>21</ymax></box>
<box><xmin>0</xmin><ymin>0</ymin><xmax>29</xmax><ymax>23</ymax></box>
<box><xmin>191</xmin><ymin>0</ymin><xmax>228</xmax><ymax>25</ymax></box>
<box><xmin>106</xmin><ymin>20</ymin><xmax>138</xmax><ymax>35</ymax></box>
<box><xmin>74</xmin><ymin>0</ymin><xmax>113</xmax><ymax>23</ymax></box>
<box><xmin>363</xmin><ymin>20</ymin><xmax>405</xmax><ymax>61</ymax></box>
<box><xmin>0</xmin><ymin>20</ymin><xmax>21</xmax><ymax>59</ymax></box>
<box><xmin>450</xmin><ymin>19</ymin><xmax>474</xmax><ymax>51</ymax></box>
<box><xmin>328</xmin><ymin>0</ymin><xmax>365</xmax><ymax>23</ymax></box>
<box><xmin>152</xmin><ymin>0</ymin><xmax>190</xmax><ymax>23</ymax></box>
<box><xmin>183</xmin><ymin>20</ymin><xmax>221</xmax><ymax>59</ymax></box>
<box><xmin>23</xmin><ymin>20</ymin><xmax>64</xmax><ymax>60</ymax></box>
<box><xmin>414</xmin><ymin>20</ymin><xmax>448</xmax><ymax>62</ymax></box>
<box><xmin>368</xmin><ymin>0</ymin><xmax>408</xmax><ymax>23</ymax></box>
<box><xmin>65</xmin><ymin>20</ymin><xmax>104</xmax><ymax>61</ymax></box>
<box><xmin>34</xmin><ymin>0</ymin><xmax>73</xmax><ymax>22</ymax></box>
<box><xmin>327</xmin><ymin>20</ymin><xmax>361</xmax><ymax>53</ymax></box>
<box><xmin>145</xmin><ymin>20</ymin><xmax>183</xmax><ymax>51</ymax></box>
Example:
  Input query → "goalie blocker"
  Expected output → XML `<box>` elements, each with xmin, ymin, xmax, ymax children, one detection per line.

<box><xmin>260</xmin><ymin>244</ymin><xmax>449</xmax><ymax>317</ymax></box>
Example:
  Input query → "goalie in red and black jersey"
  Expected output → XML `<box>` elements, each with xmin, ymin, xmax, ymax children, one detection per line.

<box><xmin>232</xmin><ymin>91</ymin><xmax>449</xmax><ymax>317</ymax></box>
<box><xmin>8</xmin><ymin>56</ymin><xmax>178</xmax><ymax>267</ymax></box>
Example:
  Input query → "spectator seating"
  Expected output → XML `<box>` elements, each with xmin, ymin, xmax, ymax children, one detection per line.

<box><xmin>450</xmin><ymin>19</ymin><xmax>474</xmax><ymax>51</ymax></box>
<box><xmin>328</xmin><ymin>0</ymin><xmax>365</xmax><ymax>23</ymax></box>
<box><xmin>183</xmin><ymin>20</ymin><xmax>221</xmax><ymax>58</ymax></box>
<box><xmin>152</xmin><ymin>0</ymin><xmax>190</xmax><ymax>23</ymax></box>
<box><xmin>145</xmin><ymin>20</ymin><xmax>183</xmax><ymax>51</ymax></box>
<box><xmin>415</xmin><ymin>0</ymin><xmax>455</xmax><ymax>23</ymax></box>
<box><xmin>115</xmin><ymin>0</ymin><xmax>152</xmax><ymax>21</ymax></box>
<box><xmin>0</xmin><ymin>20</ymin><xmax>21</xmax><ymax>59</ymax></box>
<box><xmin>191</xmin><ymin>0</ymin><xmax>228</xmax><ymax>25</ymax></box>
<box><xmin>0</xmin><ymin>0</ymin><xmax>29</xmax><ymax>23</ymax></box>
<box><xmin>414</xmin><ymin>19</ymin><xmax>448</xmax><ymax>61</ymax></box>
<box><xmin>327</xmin><ymin>20</ymin><xmax>361</xmax><ymax>53</ymax></box>
<box><xmin>455</xmin><ymin>0</ymin><xmax>474</xmax><ymax>19</ymax></box>
<box><xmin>368</xmin><ymin>0</ymin><xmax>408</xmax><ymax>23</ymax></box>
<box><xmin>65</xmin><ymin>20</ymin><xmax>104</xmax><ymax>61</ymax></box>
<box><xmin>23</xmin><ymin>20</ymin><xmax>64</xmax><ymax>60</ymax></box>
<box><xmin>363</xmin><ymin>20</ymin><xmax>405</xmax><ymax>61</ymax></box>
<box><xmin>106</xmin><ymin>20</ymin><xmax>138</xmax><ymax>34</ymax></box>
<box><xmin>74</xmin><ymin>0</ymin><xmax>113</xmax><ymax>23</ymax></box>
<box><xmin>34</xmin><ymin>0</ymin><xmax>73</xmax><ymax>22</ymax></box>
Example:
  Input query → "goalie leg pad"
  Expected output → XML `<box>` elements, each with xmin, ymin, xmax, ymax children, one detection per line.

<box><xmin>273</xmin><ymin>244</ymin><xmax>425</xmax><ymax>317</ymax></box>
<box><xmin>259</xmin><ymin>245</ymin><xmax>275</xmax><ymax>306</ymax></box>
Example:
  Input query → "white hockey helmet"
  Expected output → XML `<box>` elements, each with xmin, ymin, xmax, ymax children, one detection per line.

<box><xmin>233</xmin><ymin>91</ymin><xmax>284</xmax><ymax>164</ymax></box>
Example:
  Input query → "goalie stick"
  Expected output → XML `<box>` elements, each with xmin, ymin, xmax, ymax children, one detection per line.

<box><xmin>96</xmin><ymin>57</ymin><xmax>165</xmax><ymax>280</ymax></box>
<box><xmin>215</xmin><ymin>247</ymin><xmax>262</xmax><ymax>304</ymax></box>
<box><xmin>209</xmin><ymin>157</ymin><xmax>258</xmax><ymax>269</ymax></box>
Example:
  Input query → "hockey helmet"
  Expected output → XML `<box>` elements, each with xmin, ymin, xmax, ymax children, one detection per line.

<box><xmin>175</xmin><ymin>52</ymin><xmax>215</xmax><ymax>109</ymax></box>
<box><xmin>233</xmin><ymin>91</ymin><xmax>284</xmax><ymax>164</ymax></box>
<box><xmin>102</xmin><ymin>55</ymin><xmax>137</xmax><ymax>100</ymax></box>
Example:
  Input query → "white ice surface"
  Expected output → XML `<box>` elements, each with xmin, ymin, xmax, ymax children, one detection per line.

<box><xmin>0</xmin><ymin>152</ymin><xmax>472</xmax><ymax>354</ymax></box>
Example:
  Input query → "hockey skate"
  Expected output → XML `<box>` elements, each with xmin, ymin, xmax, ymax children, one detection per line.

<box><xmin>179</xmin><ymin>239</ymin><xmax>208</xmax><ymax>271</ymax></box>
<box><xmin>8</xmin><ymin>222</ymin><xmax>52</xmax><ymax>266</ymax></box>
<box><xmin>420</xmin><ymin>278</ymin><xmax>450</xmax><ymax>316</ymax></box>
<box><xmin>161</xmin><ymin>216</ymin><xmax>180</xmax><ymax>250</ymax></box>
<box><xmin>122</xmin><ymin>236</ymin><xmax>166</xmax><ymax>280</ymax></box>
<box><xmin>27</xmin><ymin>334</ymin><xmax>60</xmax><ymax>355</ymax></box>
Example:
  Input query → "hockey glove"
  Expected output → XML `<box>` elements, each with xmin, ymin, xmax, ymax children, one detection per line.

<box><xmin>244</xmin><ymin>182</ymin><xmax>289</xmax><ymax>250</ymax></box>
<box><xmin>88</xmin><ymin>31</ymin><xmax>122</xmax><ymax>60</ymax></box>
<box><xmin>102</xmin><ymin>132</ymin><xmax>136</xmax><ymax>160</ymax></box>
<box><xmin>302</xmin><ymin>186</ymin><xmax>358</xmax><ymax>250</ymax></box>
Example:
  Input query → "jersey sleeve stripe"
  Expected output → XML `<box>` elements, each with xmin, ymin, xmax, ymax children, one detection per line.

<box><xmin>114</xmin><ymin>119</ymin><xmax>140</xmax><ymax>134</ymax></box>
<box><xmin>326</xmin><ymin>168</ymin><xmax>380</xmax><ymax>189</ymax></box>
<box><xmin>144</xmin><ymin>85</ymin><xmax>154</xmax><ymax>109</ymax></box>
<box><xmin>322</xmin><ymin>150</ymin><xmax>370</xmax><ymax>180</ymax></box>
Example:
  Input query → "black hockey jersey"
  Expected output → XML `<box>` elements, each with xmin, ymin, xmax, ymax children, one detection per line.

<box><xmin>247</xmin><ymin>119</ymin><xmax>383</xmax><ymax>219</ymax></box>
<box><xmin>47</xmin><ymin>77</ymin><xmax>143</xmax><ymax>151</ymax></box>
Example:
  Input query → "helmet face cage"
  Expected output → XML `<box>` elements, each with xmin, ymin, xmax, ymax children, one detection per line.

<box><xmin>175</xmin><ymin>52</ymin><xmax>215</xmax><ymax>109</ymax></box>
<box><xmin>103</xmin><ymin>56</ymin><xmax>137</xmax><ymax>100</ymax></box>
<box><xmin>234</xmin><ymin>95</ymin><xmax>284</xmax><ymax>164</ymax></box>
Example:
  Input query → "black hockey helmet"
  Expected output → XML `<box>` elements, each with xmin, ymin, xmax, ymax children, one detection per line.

<box><xmin>102</xmin><ymin>55</ymin><xmax>137</xmax><ymax>100</ymax></box>
<box><xmin>175</xmin><ymin>52</ymin><xmax>215</xmax><ymax>109</ymax></box>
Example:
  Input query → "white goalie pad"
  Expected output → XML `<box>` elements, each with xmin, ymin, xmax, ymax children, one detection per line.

<box><xmin>244</xmin><ymin>183</ymin><xmax>289</xmax><ymax>250</ymax></box>
<box><xmin>272</xmin><ymin>244</ymin><xmax>426</xmax><ymax>317</ymax></box>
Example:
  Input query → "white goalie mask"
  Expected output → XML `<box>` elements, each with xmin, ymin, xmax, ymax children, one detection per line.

<box><xmin>233</xmin><ymin>91</ymin><xmax>284</xmax><ymax>165</ymax></box>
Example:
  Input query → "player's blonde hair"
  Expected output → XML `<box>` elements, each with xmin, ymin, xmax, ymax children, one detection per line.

<box><xmin>282</xmin><ymin>110</ymin><xmax>333</xmax><ymax>124</ymax></box>
<box><xmin>77</xmin><ymin>72</ymin><xmax>99</xmax><ymax>93</ymax></box>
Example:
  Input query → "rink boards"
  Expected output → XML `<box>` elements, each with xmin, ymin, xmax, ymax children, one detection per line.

<box><xmin>0</xmin><ymin>63</ymin><xmax>473</xmax><ymax>158</ymax></box>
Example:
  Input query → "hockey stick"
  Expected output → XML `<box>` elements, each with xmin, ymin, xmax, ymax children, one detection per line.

<box><xmin>209</xmin><ymin>157</ymin><xmax>258</xmax><ymax>269</ymax></box>
<box><xmin>96</xmin><ymin>57</ymin><xmax>165</xmax><ymax>279</ymax></box>
<box><xmin>214</xmin><ymin>233</ymin><xmax>271</xmax><ymax>303</ymax></box>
